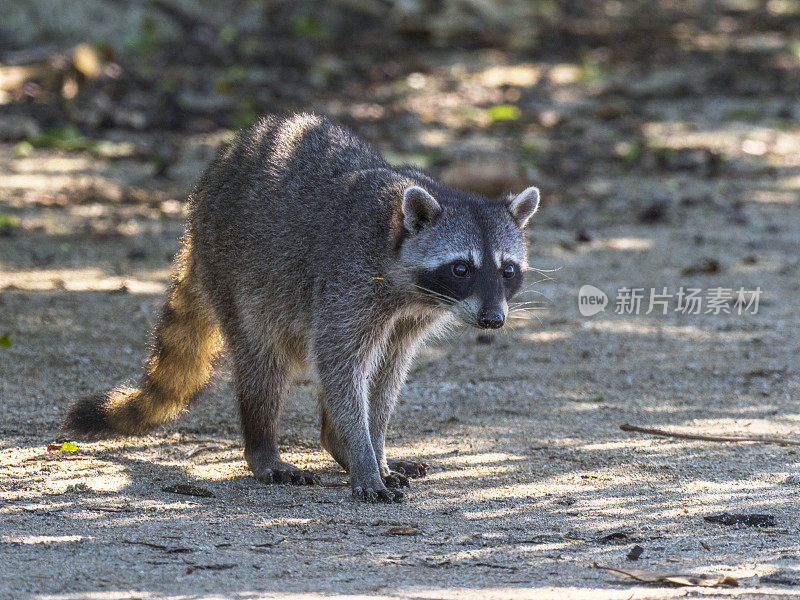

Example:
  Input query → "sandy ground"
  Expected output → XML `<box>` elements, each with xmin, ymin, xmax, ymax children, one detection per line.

<box><xmin>1</xmin><ymin>119</ymin><xmax>799</xmax><ymax>600</ymax></box>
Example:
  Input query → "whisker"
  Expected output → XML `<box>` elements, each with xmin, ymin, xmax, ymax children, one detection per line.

<box><xmin>515</xmin><ymin>283</ymin><xmax>551</xmax><ymax>299</ymax></box>
<box><xmin>523</xmin><ymin>276</ymin><xmax>555</xmax><ymax>286</ymax></box>
<box><xmin>412</xmin><ymin>284</ymin><xmax>457</xmax><ymax>306</ymax></box>
<box><xmin>509</xmin><ymin>309</ymin><xmax>546</xmax><ymax>316</ymax></box>
<box><xmin>507</xmin><ymin>311</ymin><xmax>543</xmax><ymax>326</ymax></box>
<box><xmin>516</xmin><ymin>297</ymin><xmax>550</xmax><ymax>307</ymax></box>
<box><xmin>511</xmin><ymin>303</ymin><xmax>548</xmax><ymax>311</ymax></box>
<box><xmin>523</xmin><ymin>265</ymin><xmax>561</xmax><ymax>275</ymax></box>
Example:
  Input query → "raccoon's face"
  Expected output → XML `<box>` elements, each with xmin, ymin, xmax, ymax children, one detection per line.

<box><xmin>399</xmin><ymin>185</ymin><xmax>539</xmax><ymax>329</ymax></box>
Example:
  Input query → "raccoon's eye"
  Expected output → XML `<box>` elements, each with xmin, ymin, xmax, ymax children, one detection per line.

<box><xmin>502</xmin><ymin>264</ymin><xmax>517</xmax><ymax>279</ymax></box>
<box><xmin>451</xmin><ymin>262</ymin><xmax>470</xmax><ymax>278</ymax></box>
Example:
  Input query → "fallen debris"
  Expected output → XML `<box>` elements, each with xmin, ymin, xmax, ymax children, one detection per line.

<box><xmin>620</xmin><ymin>424</ymin><xmax>800</xmax><ymax>447</ymax></box>
<box><xmin>760</xmin><ymin>571</ymin><xmax>800</xmax><ymax>586</ymax></box>
<box><xmin>474</xmin><ymin>562</ymin><xmax>517</xmax><ymax>570</ymax></box>
<box><xmin>680</xmin><ymin>257</ymin><xmax>722</xmax><ymax>276</ymax></box>
<box><xmin>186</xmin><ymin>563</ymin><xmax>235</xmax><ymax>571</ymax></box>
<box><xmin>124</xmin><ymin>540</ymin><xmax>193</xmax><ymax>553</ymax></box>
<box><xmin>596</xmin><ymin>564</ymin><xmax>738</xmax><ymax>587</ymax></box>
<box><xmin>703</xmin><ymin>513</ymin><xmax>776</xmax><ymax>527</ymax></box>
<box><xmin>626</xmin><ymin>545</ymin><xmax>644</xmax><ymax>561</ymax></box>
<box><xmin>387</xmin><ymin>527</ymin><xmax>422</xmax><ymax>536</ymax></box>
<box><xmin>47</xmin><ymin>442</ymin><xmax>79</xmax><ymax>452</ymax></box>
<box><xmin>597</xmin><ymin>532</ymin><xmax>630</xmax><ymax>544</ymax></box>
<box><xmin>183</xmin><ymin>442</ymin><xmax>234</xmax><ymax>458</ymax></box>
<box><xmin>161</xmin><ymin>484</ymin><xmax>215</xmax><ymax>498</ymax></box>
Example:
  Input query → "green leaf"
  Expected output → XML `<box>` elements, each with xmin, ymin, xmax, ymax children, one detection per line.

<box><xmin>27</xmin><ymin>126</ymin><xmax>135</xmax><ymax>157</ymax></box>
<box><xmin>0</xmin><ymin>333</ymin><xmax>10</xmax><ymax>347</ymax></box>
<box><xmin>0</xmin><ymin>214</ymin><xmax>20</xmax><ymax>229</ymax></box>
<box><xmin>219</xmin><ymin>25</ymin><xmax>237</xmax><ymax>44</ymax></box>
<box><xmin>488</xmin><ymin>104</ymin><xmax>521</xmax><ymax>122</ymax></box>
<box><xmin>232</xmin><ymin>97</ymin><xmax>258</xmax><ymax>129</ymax></box>
<box><xmin>14</xmin><ymin>141</ymin><xmax>33</xmax><ymax>157</ymax></box>
<box><xmin>291</xmin><ymin>13</ymin><xmax>331</xmax><ymax>42</ymax></box>
<box><xmin>725</xmin><ymin>108</ymin><xmax>759</xmax><ymax>123</ymax></box>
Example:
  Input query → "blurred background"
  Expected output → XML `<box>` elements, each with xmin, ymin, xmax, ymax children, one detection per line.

<box><xmin>3</xmin><ymin>0</ymin><xmax>800</xmax><ymax>204</ymax></box>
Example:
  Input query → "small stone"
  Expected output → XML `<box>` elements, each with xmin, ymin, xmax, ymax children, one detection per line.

<box><xmin>626</xmin><ymin>545</ymin><xmax>644</xmax><ymax>561</ymax></box>
<box><xmin>638</xmin><ymin>201</ymin><xmax>669</xmax><ymax>224</ymax></box>
<box><xmin>681</xmin><ymin>258</ymin><xmax>722</xmax><ymax>276</ymax></box>
<box><xmin>127</xmin><ymin>247</ymin><xmax>147</xmax><ymax>261</ymax></box>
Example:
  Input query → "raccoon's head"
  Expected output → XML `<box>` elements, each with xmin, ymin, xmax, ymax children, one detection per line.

<box><xmin>398</xmin><ymin>184</ymin><xmax>539</xmax><ymax>329</ymax></box>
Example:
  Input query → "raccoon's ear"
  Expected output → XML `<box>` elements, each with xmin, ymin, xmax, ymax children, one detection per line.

<box><xmin>506</xmin><ymin>186</ymin><xmax>540</xmax><ymax>228</ymax></box>
<box><xmin>402</xmin><ymin>186</ymin><xmax>442</xmax><ymax>233</ymax></box>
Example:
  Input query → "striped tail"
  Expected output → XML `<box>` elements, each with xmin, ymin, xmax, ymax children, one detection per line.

<box><xmin>64</xmin><ymin>241</ymin><xmax>223</xmax><ymax>436</ymax></box>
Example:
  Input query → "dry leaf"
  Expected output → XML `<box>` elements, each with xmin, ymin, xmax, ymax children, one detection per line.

<box><xmin>596</xmin><ymin>564</ymin><xmax>738</xmax><ymax>587</ymax></box>
<box><xmin>47</xmin><ymin>442</ymin><xmax>79</xmax><ymax>452</ymax></box>
<box><xmin>626</xmin><ymin>545</ymin><xmax>644</xmax><ymax>561</ymax></box>
<box><xmin>184</xmin><ymin>442</ymin><xmax>230</xmax><ymax>458</ymax></box>
<box><xmin>162</xmin><ymin>484</ymin><xmax>215</xmax><ymax>498</ymax></box>
<box><xmin>704</xmin><ymin>513</ymin><xmax>776</xmax><ymax>527</ymax></box>
<box><xmin>387</xmin><ymin>527</ymin><xmax>421</xmax><ymax>536</ymax></box>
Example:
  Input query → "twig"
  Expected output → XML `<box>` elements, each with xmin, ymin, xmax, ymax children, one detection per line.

<box><xmin>621</xmin><ymin>424</ymin><xmax>800</xmax><ymax>447</ymax></box>
<box><xmin>474</xmin><ymin>562</ymin><xmax>518</xmax><ymax>570</ymax></box>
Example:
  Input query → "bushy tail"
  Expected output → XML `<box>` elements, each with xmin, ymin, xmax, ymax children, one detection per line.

<box><xmin>64</xmin><ymin>241</ymin><xmax>223</xmax><ymax>436</ymax></box>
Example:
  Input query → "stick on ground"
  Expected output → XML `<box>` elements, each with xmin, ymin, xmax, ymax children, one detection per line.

<box><xmin>620</xmin><ymin>424</ymin><xmax>800</xmax><ymax>447</ymax></box>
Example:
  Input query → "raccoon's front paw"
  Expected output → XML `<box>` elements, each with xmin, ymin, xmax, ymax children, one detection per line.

<box><xmin>352</xmin><ymin>484</ymin><xmax>404</xmax><ymax>503</ymax></box>
<box><xmin>384</xmin><ymin>471</ymin><xmax>410</xmax><ymax>489</ymax></box>
<box><xmin>387</xmin><ymin>459</ymin><xmax>428</xmax><ymax>478</ymax></box>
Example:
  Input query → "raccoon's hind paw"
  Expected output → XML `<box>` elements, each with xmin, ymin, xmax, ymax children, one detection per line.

<box><xmin>252</xmin><ymin>462</ymin><xmax>318</xmax><ymax>485</ymax></box>
<box><xmin>384</xmin><ymin>471</ymin><xmax>410</xmax><ymax>489</ymax></box>
<box><xmin>352</xmin><ymin>485</ymin><xmax>404</xmax><ymax>503</ymax></box>
<box><xmin>387</xmin><ymin>459</ymin><xmax>428</xmax><ymax>478</ymax></box>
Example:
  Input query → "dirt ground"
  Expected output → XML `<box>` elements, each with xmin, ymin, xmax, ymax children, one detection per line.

<box><xmin>2</xmin><ymin>2</ymin><xmax>800</xmax><ymax>599</ymax></box>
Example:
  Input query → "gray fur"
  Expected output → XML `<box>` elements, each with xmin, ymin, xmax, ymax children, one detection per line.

<box><xmin>83</xmin><ymin>113</ymin><xmax>540</xmax><ymax>503</ymax></box>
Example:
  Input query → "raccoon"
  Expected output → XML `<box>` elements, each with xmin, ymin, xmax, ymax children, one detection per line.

<box><xmin>64</xmin><ymin>113</ymin><xmax>540</xmax><ymax>503</ymax></box>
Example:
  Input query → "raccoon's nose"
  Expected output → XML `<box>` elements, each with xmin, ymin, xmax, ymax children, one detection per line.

<box><xmin>478</xmin><ymin>309</ymin><xmax>505</xmax><ymax>329</ymax></box>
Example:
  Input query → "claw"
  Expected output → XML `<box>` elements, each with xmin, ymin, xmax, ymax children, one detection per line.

<box><xmin>384</xmin><ymin>471</ymin><xmax>410</xmax><ymax>489</ymax></box>
<box><xmin>387</xmin><ymin>459</ymin><xmax>428</xmax><ymax>478</ymax></box>
<box><xmin>253</xmin><ymin>466</ymin><xmax>319</xmax><ymax>486</ymax></box>
<box><xmin>351</xmin><ymin>484</ymin><xmax>405</xmax><ymax>503</ymax></box>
